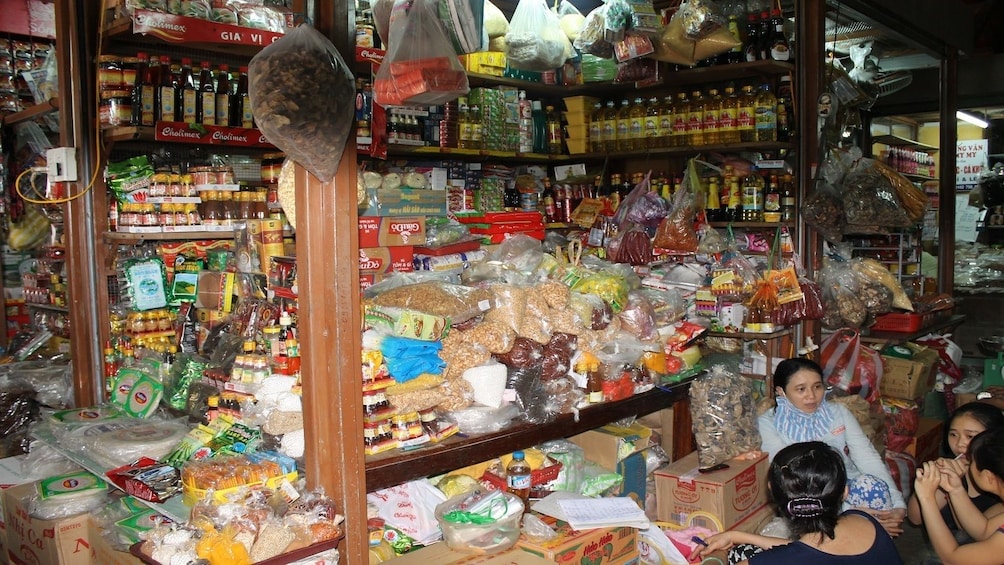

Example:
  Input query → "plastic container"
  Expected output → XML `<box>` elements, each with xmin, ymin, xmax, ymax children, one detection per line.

<box><xmin>435</xmin><ymin>490</ymin><xmax>523</xmax><ymax>554</ymax></box>
<box><xmin>870</xmin><ymin>312</ymin><xmax>933</xmax><ymax>333</ymax></box>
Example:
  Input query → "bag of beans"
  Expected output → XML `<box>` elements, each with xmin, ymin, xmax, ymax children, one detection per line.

<box><xmin>249</xmin><ymin>25</ymin><xmax>355</xmax><ymax>182</ymax></box>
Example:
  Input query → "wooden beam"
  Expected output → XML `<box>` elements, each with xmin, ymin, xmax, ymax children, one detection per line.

<box><xmin>938</xmin><ymin>51</ymin><xmax>957</xmax><ymax>294</ymax></box>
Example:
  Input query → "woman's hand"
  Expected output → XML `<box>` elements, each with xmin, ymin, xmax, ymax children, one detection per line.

<box><xmin>855</xmin><ymin>507</ymin><xmax>906</xmax><ymax>537</ymax></box>
<box><xmin>915</xmin><ymin>461</ymin><xmax>943</xmax><ymax>502</ymax></box>
<box><xmin>693</xmin><ymin>531</ymin><xmax>733</xmax><ymax>561</ymax></box>
<box><xmin>936</xmin><ymin>458</ymin><xmax>967</xmax><ymax>494</ymax></box>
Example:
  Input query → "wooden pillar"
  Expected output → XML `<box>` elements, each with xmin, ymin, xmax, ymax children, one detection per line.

<box><xmin>937</xmin><ymin>52</ymin><xmax>957</xmax><ymax>294</ymax></box>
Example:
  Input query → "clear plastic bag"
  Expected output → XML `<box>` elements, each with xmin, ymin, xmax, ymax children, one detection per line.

<box><xmin>652</xmin><ymin>0</ymin><xmax>739</xmax><ymax>66</ymax></box>
<box><xmin>504</xmin><ymin>0</ymin><xmax>572</xmax><ymax>71</ymax></box>
<box><xmin>374</xmin><ymin>0</ymin><xmax>470</xmax><ymax>106</ymax></box>
<box><xmin>842</xmin><ymin>168</ymin><xmax>912</xmax><ymax>229</ymax></box>
<box><xmin>249</xmin><ymin>25</ymin><xmax>355</xmax><ymax>182</ymax></box>
<box><xmin>617</xmin><ymin>291</ymin><xmax>657</xmax><ymax>341</ymax></box>
<box><xmin>801</xmin><ymin>182</ymin><xmax>845</xmax><ymax>242</ymax></box>
<box><xmin>370</xmin><ymin>281</ymin><xmax>492</xmax><ymax>323</ymax></box>
<box><xmin>689</xmin><ymin>365</ymin><xmax>760</xmax><ymax>469</ymax></box>
<box><xmin>653</xmin><ymin>195</ymin><xmax>698</xmax><ymax>252</ymax></box>
<box><xmin>574</xmin><ymin>4</ymin><xmax>614</xmax><ymax>58</ymax></box>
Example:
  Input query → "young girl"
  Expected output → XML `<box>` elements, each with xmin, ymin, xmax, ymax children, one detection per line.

<box><xmin>915</xmin><ymin>427</ymin><xmax>1004</xmax><ymax>564</ymax></box>
<box><xmin>693</xmin><ymin>441</ymin><xmax>903</xmax><ymax>564</ymax></box>
<box><xmin>907</xmin><ymin>401</ymin><xmax>1004</xmax><ymax>540</ymax></box>
<box><xmin>759</xmin><ymin>358</ymin><xmax>906</xmax><ymax>535</ymax></box>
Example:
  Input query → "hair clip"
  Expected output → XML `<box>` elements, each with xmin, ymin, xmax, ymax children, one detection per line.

<box><xmin>786</xmin><ymin>497</ymin><xmax>824</xmax><ymax>518</ymax></box>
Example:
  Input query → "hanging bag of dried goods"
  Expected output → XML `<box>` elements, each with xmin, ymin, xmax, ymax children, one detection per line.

<box><xmin>841</xmin><ymin>161</ymin><xmax>913</xmax><ymax>232</ymax></box>
<box><xmin>504</xmin><ymin>0</ymin><xmax>572</xmax><ymax>71</ymax></box>
<box><xmin>653</xmin><ymin>164</ymin><xmax>699</xmax><ymax>252</ymax></box>
<box><xmin>819</xmin><ymin>328</ymin><xmax>882</xmax><ymax>402</ymax></box>
<box><xmin>689</xmin><ymin>365</ymin><xmax>761</xmax><ymax>470</ymax></box>
<box><xmin>249</xmin><ymin>25</ymin><xmax>355</xmax><ymax>183</ymax></box>
<box><xmin>374</xmin><ymin>0</ymin><xmax>470</xmax><ymax>107</ymax></box>
<box><xmin>652</xmin><ymin>0</ymin><xmax>739</xmax><ymax>67</ymax></box>
<box><xmin>574</xmin><ymin>3</ymin><xmax>614</xmax><ymax>58</ymax></box>
<box><xmin>801</xmin><ymin>182</ymin><xmax>845</xmax><ymax>242</ymax></box>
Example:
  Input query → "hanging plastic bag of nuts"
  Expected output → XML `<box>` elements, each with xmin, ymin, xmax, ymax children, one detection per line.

<box><xmin>249</xmin><ymin>25</ymin><xmax>355</xmax><ymax>183</ymax></box>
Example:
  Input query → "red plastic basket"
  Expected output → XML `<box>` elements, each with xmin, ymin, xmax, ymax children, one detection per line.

<box><xmin>871</xmin><ymin>312</ymin><xmax>934</xmax><ymax>333</ymax></box>
<box><xmin>481</xmin><ymin>457</ymin><xmax>563</xmax><ymax>491</ymax></box>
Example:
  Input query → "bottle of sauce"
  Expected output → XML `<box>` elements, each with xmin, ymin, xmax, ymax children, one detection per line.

<box><xmin>628</xmin><ymin>97</ymin><xmax>646</xmax><ymax>150</ymax></box>
<box><xmin>688</xmin><ymin>90</ymin><xmax>705</xmax><ymax>146</ymax></box>
<box><xmin>234</xmin><ymin>66</ymin><xmax>253</xmax><ymax>128</ymax></box>
<box><xmin>220</xmin><ymin>190</ymin><xmax>237</xmax><ymax>227</ymax></box>
<box><xmin>177</xmin><ymin>58</ymin><xmax>196</xmax><ymax>123</ymax></box>
<box><xmin>237</xmin><ymin>189</ymin><xmax>253</xmax><ymax>220</ymax></box>
<box><xmin>757</xmin><ymin>11</ymin><xmax>772</xmax><ymax>61</ymax></box>
<box><xmin>720</xmin><ymin>86</ymin><xmax>739</xmax><ymax>143</ymax></box>
<box><xmin>706</xmin><ymin>177</ymin><xmax>722</xmax><ymax>222</ymax></box>
<box><xmin>252</xmin><ymin>190</ymin><xmax>269</xmax><ymax>220</ymax></box>
<box><xmin>133</xmin><ymin>52</ymin><xmax>152</xmax><ymax>125</ymax></box>
<box><xmin>584</xmin><ymin>360</ymin><xmax>603</xmax><ymax>403</ymax></box>
<box><xmin>768</xmin><ymin>9</ymin><xmax>791</xmax><ymax>61</ymax></box>
<box><xmin>780</xmin><ymin>174</ymin><xmax>797</xmax><ymax>222</ymax></box>
<box><xmin>215</xmin><ymin>64</ymin><xmax>232</xmax><ymax>127</ymax></box>
<box><xmin>727</xmin><ymin>14</ymin><xmax>744</xmax><ymax>64</ymax></box>
<box><xmin>671</xmin><ymin>92</ymin><xmax>689</xmax><ymax>147</ymax></box>
<box><xmin>196</xmin><ymin>61</ymin><xmax>215</xmax><ymax>125</ymax></box>
<box><xmin>202</xmin><ymin>190</ymin><xmax>222</xmax><ymax>227</ymax></box>
<box><xmin>602</xmin><ymin>101</ymin><xmax>618</xmax><ymax>152</ymax></box>
<box><xmin>616</xmin><ymin>99</ymin><xmax>631</xmax><ymax>151</ymax></box>
<box><xmin>754</xmin><ymin>83</ymin><xmax>777</xmax><ymax>142</ymax></box>
<box><xmin>738</xmin><ymin>85</ymin><xmax>757</xmax><ymax>142</ymax></box>
<box><xmin>505</xmin><ymin>451</ymin><xmax>532</xmax><ymax>511</ymax></box>
<box><xmin>744</xmin><ymin>13</ymin><xmax>760</xmax><ymax>62</ymax></box>
<box><xmin>763</xmin><ymin>174</ymin><xmax>782</xmax><ymax>222</ymax></box>
<box><xmin>589</xmin><ymin>101</ymin><xmax>604</xmax><ymax>152</ymax></box>
<box><xmin>728</xmin><ymin>176</ymin><xmax>743</xmax><ymax>221</ymax></box>
<box><xmin>541</xmin><ymin>178</ymin><xmax>557</xmax><ymax>222</ymax></box>
<box><xmin>703</xmin><ymin>89</ymin><xmax>722</xmax><ymax>145</ymax></box>
<box><xmin>156</xmin><ymin>55</ymin><xmax>175</xmax><ymax>123</ymax></box>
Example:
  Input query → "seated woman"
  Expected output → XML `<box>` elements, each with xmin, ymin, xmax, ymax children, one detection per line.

<box><xmin>758</xmin><ymin>358</ymin><xmax>906</xmax><ymax>535</ymax></box>
<box><xmin>694</xmin><ymin>441</ymin><xmax>903</xmax><ymax>564</ymax></box>
<box><xmin>907</xmin><ymin>401</ymin><xmax>1004</xmax><ymax>542</ymax></box>
<box><xmin>915</xmin><ymin>427</ymin><xmax>1004</xmax><ymax>565</ymax></box>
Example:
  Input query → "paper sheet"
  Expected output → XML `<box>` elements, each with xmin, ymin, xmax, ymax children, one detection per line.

<box><xmin>556</xmin><ymin>497</ymin><xmax>651</xmax><ymax>530</ymax></box>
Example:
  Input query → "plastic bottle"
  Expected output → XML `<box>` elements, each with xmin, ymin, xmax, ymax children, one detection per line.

<box><xmin>738</xmin><ymin>85</ymin><xmax>757</xmax><ymax>142</ymax></box>
<box><xmin>616</xmin><ymin>99</ymin><xmax>631</xmax><ymax>151</ymax></box>
<box><xmin>602</xmin><ymin>100</ymin><xmax>618</xmax><ymax>152</ymax></box>
<box><xmin>518</xmin><ymin>91</ymin><xmax>533</xmax><ymax>153</ymax></box>
<box><xmin>628</xmin><ymin>97</ymin><xmax>646</xmax><ymax>150</ymax></box>
<box><xmin>754</xmin><ymin>83</ymin><xmax>777</xmax><ymax>142</ymax></box>
<box><xmin>506</xmin><ymin>451</ymin><xmax>532</xmax><ymax>510</ymax></box>
<box><xmin>671</xmin><ymin>92</ymin><xmax>689</xmax><ymax>147</ymax></box>
<box><xmin>644</xmin><ymin>97</ymin><xmax>660</xmax><ymax>149</ymax></box>
<box><xmin>741</xmin><ymin>167</ymin><xmax>764</xmax><ymax>221</ymax></box>
<box><xmin>531</xmin><ymin>100</ymin><xmax>548</xmax><ymax>154</ymax></box>
<box><xmin>658</xmin><ymin>95</ymin><xmax>673</xmax><ymax>148</ymax></box>
<box><xmin>215</xmin><ymin>64</ymin><xmax>232</xmax><ymax>127</ymax></box>
<box><xmin>688</xmin><ymin>90</ymin><xmax>705</xmax><ymax>146</ymax></box>
<box><xmin>545</xmin><ymin>105</ymin><xmax>563</xmax><ymax>154</ymax></box>
<box><xmin>197</xmin><ymin>60</ymin><xmax>216</xmax><ymax>125</ymax></box>
<box><xmin>589</xmin><ymin>101</ymin><xmax>604</xmax><ymax>152</ymax></box>
<box><xmin>720</xmin><ymin>86</ymin><xmax>739</xmax><ymax>143</ymax></box>
<box><xmin>703</xmin><ymin>89</ymin><xmax>722</xmax><ymax>145</ymax></box>
<box><xmin>177</xmin><ymin>58</ymin><xmax>196</xmax><ymax>123</ymax></box>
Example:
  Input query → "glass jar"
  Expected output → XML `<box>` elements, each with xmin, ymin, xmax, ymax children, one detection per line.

<box><xmin>97</xmin><ymin>55</ymin><xmax>123</xmax><ymax>90</ymax></box>
<box><xmin>99</xmin><ymin>90</ymin><xmax>132</xmax><ymax>128</ymax></box>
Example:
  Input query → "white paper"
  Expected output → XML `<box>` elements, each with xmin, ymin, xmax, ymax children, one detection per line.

<box><xmin>556</xmin><ymin>497</ymin><xmax>651</xmax><ymax>530</ymax></box>
<box><xmin>955</xmin><ymin>194</ymin><xmax>981</xmax><ymax>242</ymax></box>
<box><xmin>531</xmin><ymin>490</ymin><xmax>591</xmax><ymax>521</ymax></box>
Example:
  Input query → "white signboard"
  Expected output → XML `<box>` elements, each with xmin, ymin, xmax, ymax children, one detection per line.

<box><xmin>957</xmin><ymin>139</ymin><xmax>988</xmax><ymax>190</ymax></box>
<box><xmin>955</xmin><ymin>193</ymin><xmax>983</xmax><ymax>242</ymax></box>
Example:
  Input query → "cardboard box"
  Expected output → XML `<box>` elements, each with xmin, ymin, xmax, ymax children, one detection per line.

<box><xmin>880</xmin><ymin>348</ymin><xmax>940</xmax><ymax>400</ymax></box>
<box><xmin>904</xmin><ymin>417</ymin><xmax>945</xmax><ymax>463</ymax></box>
<box><xmin>654</xmin><ymin>451</ymin><xmax>769</xmax><ymax>530</ymax></box>
<box><xmin>731</xmin><ymin>503</ymin><xmax>776</xmax><ymax>535</ymax></box>
<box><xmin>516</xmin><ymin>522</ymin><xmax>639</xmax><ymax>565</ymax></box>
<box><xmin>388</xmin><ymin>543</ymin><xmax>555</xmax><ymax>564</ymax></box>
<box><xmin>955</xmin><ymin>392</ymin><xmax>978</xmax><ymax>410</ymax></box>
<box><xmin>3</xmin><ymin>482</ymin><xmax>92</xmax><ymax>565</ymax></box>
<box><xmin>359</xmin><ymin>216</ymin><xmax>427</xmax><ymax>247</ymax></box>
<box><xmin>0</xmin><ymin>456</ymin><xmax>32</xmax><ymax>565</ymax></box>
<box><xmin>359</xmin><ymin>188</ymin><xmax>449</xmax><ymax>217</ymax></box>
<box><xmin>636</xmin><ymin>408</ymin><xmax>674</xmax><ymax>458</ymax></box>
<box><xmin>87</xmin><ymin>519</ymin><xmax>142</xmax><ymax>565</ymax></box>
<box><xmin>569</xmin><ymin>423</ymin><xmax>653</xmax><ymax>471</ymax></box>
<box><xmin>359</xmin><ymin>246</ymin><xmax>415</xmax><ymax>274</ymax></box>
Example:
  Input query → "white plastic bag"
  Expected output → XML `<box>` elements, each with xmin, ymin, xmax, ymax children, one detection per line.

<box><xmin>504</xmin><ymin>0</ymin><xmax>572</xmax><ymax>71</ymax></box>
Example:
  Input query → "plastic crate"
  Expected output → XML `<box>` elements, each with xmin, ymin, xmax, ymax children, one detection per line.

<box><xmin>871</xmin><ymin>312</ymin><xmax>934</xmax><ymax>333</ymax></box>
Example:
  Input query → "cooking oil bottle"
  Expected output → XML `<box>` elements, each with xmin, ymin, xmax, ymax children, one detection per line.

<box><xmin>602</xmin><ymin>100</ymin><xmax>618</xmax><ymax>152</ymax></box>
<box><xmin>671</xmin><ymin>92</ymin><xmax>689</xmax><ymax>147</ymax></box>
<box><xmin>738</xmin><ymin>85</ymin><xmax>757</xmax><ymax>142</ymax></box>
<box><xmin>644</xmin><ymin>97</ymin><xmax>660</xmax><ymax>149</ymax></box>
<box><xmin>754</xmin><ymin>83</ymin><xmax>777</xmax><ymax>142</ymax></box>
<box><xmin>658</xmin><ymin>95</ymin><xmax>674</xmax><ymax>148</ymax></box>
<box><xmin>629</xmin><ymin>97</ymin><xmax>646</xmax><ymax>150</ymax></box>
<box><xmin>589</xmin><ymin>102</ymin><xmax>604</xmax><ymax>152</ymax></box>
<box><xmin>616</xmin><ymin>99</ymin><xmax>632</xmax><ymax>151</ymax></box>
<box><xmin>688</xmin><ymin>90</ymin><xmax>705</xmax><ymax>146</ymax></box>
<box><xmin>720</xmin><ymin>86</ymin><xmax>740</xmax><ymax>143</ymax></box>
<box><xmin>704</xmin><ymin>88</ymin><xmax>722</xmax><ymax>145</ymax></box>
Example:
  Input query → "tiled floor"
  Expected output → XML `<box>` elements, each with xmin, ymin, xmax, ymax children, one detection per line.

<box><xmin>895</xmin><ymin>521</ymin><xmax>939</xmax><ymax>564</ymax></box>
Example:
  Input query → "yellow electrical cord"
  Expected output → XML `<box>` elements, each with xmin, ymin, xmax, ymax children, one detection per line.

<box><xmin>15</xmin><ymin>2</ymin><xmax>108</xmax><ymax>206</ymax></box>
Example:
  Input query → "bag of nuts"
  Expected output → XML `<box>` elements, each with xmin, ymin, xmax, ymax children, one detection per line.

<box><xmin>249</xmin><ymin>25</ymin><xmax>355</xmax><ymax>183</ymax></box>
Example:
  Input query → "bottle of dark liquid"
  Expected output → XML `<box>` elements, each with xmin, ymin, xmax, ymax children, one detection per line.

<box><xmin>177</xmin><ymin>58</ymin><xmax>196</xmax><ymax>123</ymax></box>
<box><xmin>234</xmin><ymin>66</ymin><xmax>253</xmax><ymax>128</ymax></box>
<box><xmin>706</xmin><ymin>176</ymin><xmax>721</xmax><ymax>222</ymax></box>
<box><xmin>504</xmin><ymin>180</ymin><xmax>520</xmax><ymax>210</ymax></box>
<box><xmin>506</xmin><ymin>451</ymin><xmax>532</xmax><ymax>511</ymax></box>
<box><xmin>561</xmin><ymin>183</ymin><xmax>574</xmax><ymax>223</ymax></box>
<box><xmin>215</xmin><ymin>64</ymin><xmax>232</xmax><ymax>127</ymax></box>
<box><xmin>763</xmin><ymin>174</ymin><xmax>782</xmax><ymax>222</ymax></box>
<box><xmin>156</xmin><ymin>55</ymin><xmax>175</xmax><ymax>123</ymax></box>
<box><xmin>133</xmin><ymin>52</ymin><xmax>152</xmax><ymax>125</ymax></box>
<box><xmin>541</xmin><ymin>177</ymin><xmax>557</xmax><ymax>222</ymax></box>
<box><xmin>768</xmin><ymin>9</ymin><xmax>791</xmax><ymax>61</ymax></box>
<box><xmin>757</xmin><ymin>11</ymin><xmax>772</xmax><ymax>61</ymax></box>
<box><xmin>196</xmin><ymin>61</ymin><xmax>216</xmax><ymax>125</ymax></box>
<box><xmin>743</xmin><ymin>14</ymin><xmax>760</xmax><ymax>62</ymax></box>
<box><xmin>780</xmin><ymin>174</ymin><xmax>796</xmax><ymax>222</ymax></box>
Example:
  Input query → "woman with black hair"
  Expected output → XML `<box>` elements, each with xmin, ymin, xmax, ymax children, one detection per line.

<box><xmin>916</xmin><ymin>426</ymin><xmax>1004</xmax><ymax>564</ymax></box>
<box><xmin>907</xmin><ymin>401</ymin><xmax>1004</xmax><ymax>540</ymax></box>
<box><xmin>693</xmin><ymin>441</ymin><xmax>903</xmax><ymax>564</ymax></box>
<box><xmin>758</xmin><ymin>358</ymin><xmax>907</xmax><ymax>535</ymax></box>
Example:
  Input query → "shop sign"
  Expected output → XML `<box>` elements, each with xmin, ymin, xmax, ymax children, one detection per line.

<box><xmin>956</xmin><ymin>139</ymin><xmax>988</xmax><ymax>190</ymax></box>
<box><xmin>132</xmin><ymin>9</ymin><xmax>284</xmax><ymax>47</ymax></box>
<box><xmin>154</xmin><ymin>122</ymin><xmax>275</xmax><ymax>148</ymax></box>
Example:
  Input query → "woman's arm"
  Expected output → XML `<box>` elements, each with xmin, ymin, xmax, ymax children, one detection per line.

<box><xmin>917</xmin><ymin>461</ymin><xmax>1004</xmax><ymax>565</ymax></box>
<box><xmin>757</xmin><ymin>411</ymin><xmax>787</xmax><ymax>462</ymax></box>
<box><xmin>908</xmin><ymin>489</ymin><xmax>948</xmax><ymax>525</ymax></box>
<box><xmin>693</xmin><ymin>530</ymin><xmax>789</xmax><ymax>561</ymax></box>
<box><xmin>835</xmin><ymin>404</ymin><xmax>907</xmax><ymax>509</ymax></box>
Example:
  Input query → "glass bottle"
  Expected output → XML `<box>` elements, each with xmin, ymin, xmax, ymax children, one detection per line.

<box><xmin>177</xmin><ymin>57</ymin><xmax>196</xmax><ymax>123</ymax></box>
<box><xmin>133</xmin><ymin>52</ymin><xmax>153</xmax><ymax>125</ymax></box>
<box><xmin>757</xmin><ymin>11</ymin><xmax>772</xmax><ymax>61</ymax></box>
<box><xmin>586</xmin><ymin>361</ymin><xmax>603</xmax><ymax>403</ymax></box>
<box><xmin>754</xmin><ymin>83</ymin><xmax>777</xmax><ymax>142</ymax></box>
<box><xmin>658</xmin><ymin>95</ymin><xmax>674</xmax><ymax>148</ymax></box>
<box><xmin>505</xmin><ymin>451</ymin><xmax>532</xmax><ymax>511</ymax></box>
<box><xmin>720</xmin><ymin>86</ymin><xmax>739</xmax><ymax>143</ymax></box>
<box><xmin>738</xmin><ymin>85</ymin><xmax>757</xmax><ymax>142</ymax></box>
<box><xmin>156</xmin><ymin>55</ymin><xmax>175</xmax><ymax>123</ymax></box>
<box><xmin>215</xmin><ymin>64</ymin><xmax>232</xmax><ymax>127</ymax></box>
<box><xmin>628</xmin><ymin>97</ymin><xmax>646</xmax><ymax>150</ymax></box>
<box><xmin>780</xmin><ymin>173</ymin><xmax>796</xmax><ymax>222</ymax></box>
<box><xmin>703</xmin><ymin>88</ymin><xmax>722</xmax><ymax>145</ymax></box>
<box><xmin>541</xmin><ymin>177</ymin><xmax>557</xmax><ymax>222</ymax></box>
<box><xmin>728</xmin><ymin>177</ymin><xmax>743</xmax><ymax>221</ymax></box>
<box><xmin>776</xmin><ymin>91</ymin><xmax>791</xmax><ymax>143</ymax></box>
<box><xmin>602</xmin><ymin>100</ymin><xmax>618</xmax><ymax>152</ymax></box>
<box><xmin>589</xmin><ymin>102</ymin><xmax>604</xmax><ymax>152</ymax></box>
<box><xmin>763</xmin><ymin>174</ymin><xmax>782</xmax><ymax>222</ymax></box>
<box><xmin>220</xmin><ymin>190</ymin><xmax>237</xmax><ymax>227</ymax></box>
<box><xmin>234</xmin><ymin>66</ymin><xmax>253</xmax><ymax>128</ymax></box>
<box><xmin>237</xmin><ymin>189</ymin><xmax>253</xmax><ymax>219</ymax></box>
<box><xmin>251</xmin><ymin>190</ymin><xmax>269</xmax><ymax>220</ymax></box>
<box><xmin>688</xmin><ymin>90</ymin><xmax>705</xmax><ymax>146</ymax></box>
<box><xmin>706</xmin><ymin>177</ymin><xmax>721</xmax><ymax>221</ymax></box>
<box><xmin>616</xmin><ymin>99</ymin><xmax>631</xmax><ymax>151</ymax></box>
<box><xmin>741</xmin><ymin>167</ymin><xmax>764</xmax><ymax>221</ymax></box>
<box><xmin>743</xmin><ymin>13</ymin><xmax>760</xmax><ymax>62</ymax></box>
<box><xmin>768</xmin><ymin>9</ymin><xmax>791</xmax><ymax>61</ymax></box>
<box><xmin>545</xmin><ymin>105</ymin><xmax>563</xmax><ymax>154</ymax></box>
<box><xmin>644</xmin><ymin>97</ymin><xmax>660</xmax><ymax>149</ymax></box>
<box><xmin>197</xmin><ymin>60</ymin><xmax>216</xmax><ymax>125</ymax></box>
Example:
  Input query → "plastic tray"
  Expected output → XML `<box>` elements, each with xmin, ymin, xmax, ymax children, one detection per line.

<box><xmin>870</xmin><ymin>312</ymin><xmax>934</xmax><ymax>333</ymax></box>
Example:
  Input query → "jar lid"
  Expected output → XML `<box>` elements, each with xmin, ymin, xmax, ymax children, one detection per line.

<box><xmin>97</xmin><ymin>55</ymin><xmax>121</xmax><ymax>64</ymax></box>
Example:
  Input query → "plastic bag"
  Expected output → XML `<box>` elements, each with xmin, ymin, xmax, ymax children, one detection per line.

<box><xmin>610</xmin><ymin>226</ymin><xmax>653</xmax><ymax>266</ymax></box>
<box><xmin>852</xmin><ymin>257</ymin><xmax>913</xmax><ymax>311</ymax></box>
<box><xmin>697</xmin><ymin>225</ymin><xmax>727</xmax><ymax>254</ymax></box>
<box><xmin>484</xmin><ymin>0</ymin><xmax>509</xmax><ymax>37</ymax></box>
<box><xmin>873</xmin><ymin>161</ymin><xmax>928</xmax><ymax>223</ymax></box>
<box><xmin>652</xmin><ymin>0</ymin><xmax>739</xmax><ymax>66</ymax></box>
<box><xmin>370</xmin><ymin>281</ymin><xmax>492</xmax><ymax>323</ymax></box>
<box><xmin>842</xmin><ymin>168</ymin><xmax>912</xmax><ymax>230</ymax></box>
<box><xmin>249</xmin><ymin>25</ymin><xmax>355</xmax><ymax>182</ymax></box>
<box><xmin>801</xmin><ymin>182</ymin><xmax>845</xmax><ymax>242</ymax></box>
<box><xmin>574</xmin><ymin>4</ymin><xmax>614</xmax><ymax>58</ymax></box>
<box><xmin>820</xmin><ymin>328</ymin><xmax>882</xmax><ymax>402</ymax></box>
<box><xmin>374</xmin><ymin>0</ymin><xmax>470</xmax><ymax>106</ymax></box>
<box><xmin>653</xmin><ymin>195</ymin><xmax>698</xmax><ymax>252</ymax></box>
<box><xmin>689</xmin><ymin>365</ymin><xmax>760</xmax><ymax>469</ymax></box>
<box><xmin>617</xmin><ymin>291</ymin><xmax>657</xmax><ymax>341</ymax></box>
<box><xmin>504</xmin><ymin>0</ymin><xmax>572</xmax><ymax>71</ymax></box>
<box><xmin>556</xmin><ymin>0</ymin><xmax>586</xmax><ymax>41</ymax></box>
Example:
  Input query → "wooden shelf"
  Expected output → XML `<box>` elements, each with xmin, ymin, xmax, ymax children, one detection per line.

<box><xmin>26</xmin><ymin>303</ymin><xmax>69</xmax><ymax>313</ymax></box>
<box><xmin>860</xmin><ymin>314</ymin><xmax>966</xmax><ymax>344</ymax></box>
<box><xmin>872</xmin><ymin>134</ymin><xmax>939</xmax><ymax>152</ymax></box>
<box><xmin>102</xmin><ymin>11</ymin><xmax>281</xmax><ymax>58</ymax></box>
<box><xmin>103</xmin><ymin>229</ymin><xmax>292</xmax><ymax>243</ymax></box>
<box><xmin>364</xmin><ymin>382</ymin><xmax>692</xmax><ymax>492</ymax></box>
<box><xmin>103</xmin><ymin>124</ymin><xmax>274</xmax><ymax>148</ymax></box>
<box><xmin>2</xmin><ymin>98</ymin><xmax>59</xmax><ymax>126</ymax></box>
<box><xmin>385</xmin><ymin>144</ymin><xmax>571</xmax><ymax>163</ymax></box>
<box><xmin>574</xmin><ymin>141</ymin><xmax>793</xmax><ymax>161</ymax></box>
<box><xmin>902</xmin><ymin>172</ymin><xmax>937</xmax><ymax>182</ymax></box>
<box><xmin>707</xmin><ymin>221</ymin><xmax>794</xmax><ymax>228</ymax></box>
<box><xmin>705</xmin><ymin>327</ymin><xmax>794</xmax><ymax>340</ymax></box>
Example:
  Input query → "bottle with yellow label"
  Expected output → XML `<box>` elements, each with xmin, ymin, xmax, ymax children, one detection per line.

<box><xmin>688</xmin><ymin>90</ymin><xmax>705</xmax><ymax>147</ymax></box>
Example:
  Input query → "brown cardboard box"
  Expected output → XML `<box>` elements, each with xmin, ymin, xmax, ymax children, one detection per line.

<box><xmin>905</xmin><ymin>417</ymin><xmax>945</xmax><ymax>463</ymax></box>
<box><xmin>358</xmin><ymin>216</ymin><xmax>427</xmax><ymax>247</ymax></box>
<box><xmin>87</xmin><ymin>519</ymin><xmax>142</xmax><ymax>565</ymax></box>
<box><xmin>389</xmin><ymin>542</ymin><xmax>556</xmax><ymax>564</ymax></box>
<box><xmin>880</xmin><ymin>349</ymin><xmax>940</xmax><ymax>400</ymax></box>
<box><xmin>569</xmin><ymin>423</ymin><xmax>653</xmax><ymax>471</ymax></box>
<box><xmin>654</xmin><ymin>451</ymin><xmax>769</xmax><ymax>530</ymax></box>
<box><xmin>0</xmin><ymin>455</ymin><xmax>33</xmax><ymax>565</ymax></box>
<box><xmin>3</xmin><ymin>482</ymin><xmax>92</xmax><ymax>565</ymax></box>
<box><xmin>515</xmin><ymin>521</ymin><xmax>639</xmax><ymax>565</ymax></box>
<box><xmin>636</xmin><ymin>408</ymin><xmax>674</xmax><ymax>459</ymax></box>
<box><xmin>955</xmin><ymin>393</ymin><xmax>978</xmax><ymax>410</ymax></box>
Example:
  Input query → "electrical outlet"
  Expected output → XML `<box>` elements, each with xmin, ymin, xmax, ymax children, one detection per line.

<box><xmin>46</xmin><ymin>147</ymin><xmax>78</xmax><ymax>183</ymax></box>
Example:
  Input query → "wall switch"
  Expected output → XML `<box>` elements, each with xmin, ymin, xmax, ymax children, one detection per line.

<box><xmin>46</xmin><ymin>147</ymin><xmax>78</xmax><ymax>182</ymax></box>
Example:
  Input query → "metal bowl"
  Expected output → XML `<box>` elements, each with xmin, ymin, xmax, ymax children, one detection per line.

<box><xmin>978</xmin><ymin>336</ymin><xmax>1004</xmax><ymax>357</ymax></box>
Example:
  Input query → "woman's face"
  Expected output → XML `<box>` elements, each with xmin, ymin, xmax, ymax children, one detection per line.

<box><xmin>777</xmin><ymin>369</ymin><xmax>825</xmax><ymax>414</ymax></box>
<box><xmin>948</xmin><ymin>414</ymin><xmax>987</xmax><ymax>458</ymax></box>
